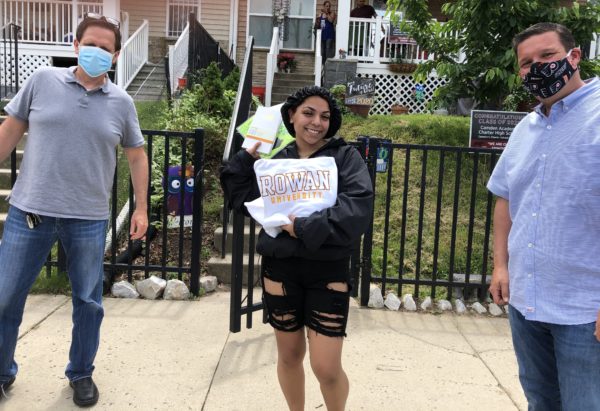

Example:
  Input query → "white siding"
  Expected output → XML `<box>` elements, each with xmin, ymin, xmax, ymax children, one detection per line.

<box><xmin>122</xmin><ymin>0</ymin><xmax>166</xmax><ymax>38</ymax></box>
<box><xmin>200</xmin><ymin>0</ymin><xmax>231</xmax><ymax>53</ymax></box>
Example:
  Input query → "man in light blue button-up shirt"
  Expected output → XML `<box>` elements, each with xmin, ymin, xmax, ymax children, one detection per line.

<box><xmin>487</xmin><ymin>23</ymin><xmax>600</xmax><ymax>411</ymax></box>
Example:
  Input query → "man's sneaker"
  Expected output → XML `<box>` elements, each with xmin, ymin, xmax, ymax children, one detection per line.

<box><xmin>0</xmin><ymin>376</ymin><xmax>16</xmax><ymax>398</ymax></box>
<box><xmin>69</xmin><ymin>377</ymin><xmax>99</xmax><ymax>407</ymax></box>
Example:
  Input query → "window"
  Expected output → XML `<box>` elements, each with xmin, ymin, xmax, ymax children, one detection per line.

<box><xmin>167</xmin><ymin>0</ymin><xmax>198</xmax><ymax>38</ymax></box>
<box><xmin>248</xmin><ymin>0</ymin><xmax>273</xmax><ymax>48</ymax></box>
<box><xmin>249</xmin><ymin>0</ymin><xmax>316</xmax><ymax>50</ymax></box>
<box><xmin>283</xmin><ymin>0</ymin><xmax>314</xmax><ymax>50</ymax></box>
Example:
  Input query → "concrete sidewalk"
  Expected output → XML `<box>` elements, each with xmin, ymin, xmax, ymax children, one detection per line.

<box><xmin>1</xmin><ymin>292</ymin><xmax>526</xmax><ymax>411</ymax></box>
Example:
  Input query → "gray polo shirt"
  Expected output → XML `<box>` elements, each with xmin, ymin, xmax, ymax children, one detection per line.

<box><xmin>4</xmin><ymin>66</ymin><xmax>144</xmax><ymax>219</ymax></box>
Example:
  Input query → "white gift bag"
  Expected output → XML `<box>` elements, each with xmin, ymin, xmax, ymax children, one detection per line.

<box><xmin>245</xmin><ymin>157</ymin><xmax>338</xmax><ymax>237</ymax></box>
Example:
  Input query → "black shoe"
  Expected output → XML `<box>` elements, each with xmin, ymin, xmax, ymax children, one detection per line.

<box><xmin>0</xmin><ymin>376</ymin><xmax>16</xmax><ymax>398</ymax></box>
<box><xmin>69</xmin><ymin>377</ymin><xmax>99</xmax><ymax>407</ymax></box>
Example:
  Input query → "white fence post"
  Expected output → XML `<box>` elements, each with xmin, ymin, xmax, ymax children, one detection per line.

<box><xmin>265</xmin><ymin>26</ymin><xmax>279</xmax><ymax>107</ymax></box>
<box><xmin>314</xmin><ymin>29</ymin><xmax>322</xmax><ymax>87</ymax></box>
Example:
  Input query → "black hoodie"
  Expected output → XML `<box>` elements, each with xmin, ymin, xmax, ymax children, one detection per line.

<box><xmin>220</xmin><ymin>137</ymin><xmax>374</xmax><ymax>260</ymax></box>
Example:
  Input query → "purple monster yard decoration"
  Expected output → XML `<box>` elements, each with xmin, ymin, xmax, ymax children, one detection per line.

<box><xmin>166</xmin><ymin>165</ymin><xmax>194</xmax><ymax>228</ymax></box>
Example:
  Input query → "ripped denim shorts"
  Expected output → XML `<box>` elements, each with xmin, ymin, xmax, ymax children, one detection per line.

<box><xmin>261</xmin><ymin>256</ymin><xmax>351</xmax><ymax>338</ymax></box>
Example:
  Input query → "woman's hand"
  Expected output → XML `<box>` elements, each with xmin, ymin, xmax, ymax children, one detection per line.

<box><xmin>281</xmin><ymin>215</ymin><xmax>297</xmax><ymax>238</ymax></box>
<box><xmin>246</xmin><ymin>141</ymin><xmax>261</xmax><ymax>159</ymax></box>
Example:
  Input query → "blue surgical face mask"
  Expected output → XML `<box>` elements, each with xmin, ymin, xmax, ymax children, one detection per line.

<box><xmin>78</xmin><ymin>45</ymin><xmax>114</xmax><ymax>78</ymax></box>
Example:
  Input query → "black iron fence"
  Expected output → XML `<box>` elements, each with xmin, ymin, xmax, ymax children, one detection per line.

<box><xmin>228</xmin><ymin>137</ymin><xmax>501</xmax><ymax>332</ymax></box>
<box><xmin>357</xmin><ymin>138</ymin><xmax>500</xmax><ymax>306</ymax></box>
<box><xmin>187</xmin><ymin>13</ymin><xmax>236</xmax><ymax>82</ymax></box>
<box><xmin>1</xmin><ymin>23</ymin><xmax>20</xmax><ymax>102</ymax></box>
<box><xmin>18</xmin><ymin>129</ymin><xmax>206</xmax><ymax>295</ymax></box>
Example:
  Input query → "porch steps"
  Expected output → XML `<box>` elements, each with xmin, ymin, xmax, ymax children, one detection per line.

<box><xmin>207</xmin><ymin>212</ymin><xmax>263</xmax><ymax>285</ymax></box>
<box><xmin>126</xmin><ymin>61</ymin><xmax>167</xmax><ymax>101</ymax></box>
<box><xmin>271</xmin><ymin>72</ymin><xmax>316</xmax><ymax>105</ymax></box>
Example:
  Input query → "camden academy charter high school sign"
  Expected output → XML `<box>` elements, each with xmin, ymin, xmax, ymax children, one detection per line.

<box><xmin>469</xmin><ymin>110</ymin><xmax>527</xmax><ymax>149</ymax></box>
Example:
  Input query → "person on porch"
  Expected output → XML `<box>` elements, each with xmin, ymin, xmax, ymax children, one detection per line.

<box><xmin>0</xmin><ymin>13</ymin><xmax>148</xmax><ymax>407</ymax></box>
<box><xmin>316</xmin><ymin>1</ymin><xmax>337</xmax><ymax>64</ymax></box>
<box><xmin>350</xmin><ymin>0</ymin><xmax>377</xmax><ymax>18</ymax></box>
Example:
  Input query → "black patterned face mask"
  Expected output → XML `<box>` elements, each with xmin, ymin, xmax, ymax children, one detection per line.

<box><xmin>522</xmin><ymin>50</ymin><xmax>577</xmax><ymax>98</ymax></box>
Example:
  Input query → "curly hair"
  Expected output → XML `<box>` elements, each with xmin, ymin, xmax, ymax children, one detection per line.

<box><xmin>281</xmin><ymin>86</ymin><xmax>342</xmax><ymax>139</ymax></box>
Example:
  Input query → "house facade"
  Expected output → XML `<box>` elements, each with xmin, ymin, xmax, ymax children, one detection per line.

<box><xmin>2</xmin><ymin>1</ymin><xmax>595</xmax><ymax>112</ymax></box>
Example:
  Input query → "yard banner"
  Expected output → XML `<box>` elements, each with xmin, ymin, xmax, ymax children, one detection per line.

<box><xmin>245</xmin><ymin>157</ymin><xmax>338</xmax><ymax>237</ymax></box>
<box><xmin>469</xmin><ymin>110</ymin><xmax>527</xmax><ymax>149</ymax></box>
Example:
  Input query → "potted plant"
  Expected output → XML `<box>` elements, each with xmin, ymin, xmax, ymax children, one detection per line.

<box><xmin>277</xmin><ymin>53</ymin><xmax>297</xmax><ymax>73</ymax></box>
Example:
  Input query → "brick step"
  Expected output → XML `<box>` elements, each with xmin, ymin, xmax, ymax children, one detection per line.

<box><xmin>128</xmin><ymin>78</ymin><xmax>167</xmax><ymax>88</ymax></box>
<box><xmin>274</xmin><ymin>73</ymin><xmax>315</xmax><ymax>81</ymax></box>
<box><xmin>213</xmin><ymin>225</ymin><xmax>261</xmax><ymax>254</ymax></box>
<box><xmin>207</xmin><ymin>253</ymin><xmax>262</xmax><ymax>285</ymax></box>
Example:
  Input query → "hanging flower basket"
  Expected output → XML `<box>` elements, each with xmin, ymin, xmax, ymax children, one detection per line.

<box><xmin>389</xmin><ymin>62</ymin><xmax>418</xmax><ymax>73</ymax></box>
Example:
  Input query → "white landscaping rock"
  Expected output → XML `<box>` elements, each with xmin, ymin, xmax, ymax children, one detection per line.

<box><xmin>136</xmin><ymin>275</ymin><xmax>167</xmax><ymax>300</ymax></box>
<box><xmin>200</xmin><ymin>275</ymin><xmax>218</xmax><ymax>293</ymax></box>
<box><xmin>471</xmin><ymin>301</ymin><xmax>488</xmax><ymax>315</ymax></box>
<box><xmin>455</xmin><ymin>299</ymin><xmax>467</xmax><ymax>314</ymax></box>
<box><xmin>488</xmin><ymin>303</ymin><xmax>504</xmax><ymax>317</ymax></box>
<box><xmin>164</xmin><ymin>279</ymin><xmax>190</xmax><ymax>300</ymax></box>
<box><xmin>111</xmin><ymin>281</ymin><xmax>139</xmax><ymax>299</ymax></box>
<box><xmin>420</xmin><ymin>296</ymin><xmax>432</xmax><ymax>311</ymax></box>
<box><xmin>437</xmin><ymin>299</ymin><xmax>452</xmax><ymax>311</ymax></box>
<box><xmin>384</xmin><ymin>292</ymin><xmax>401</xmax><ymax>311</ymax></box>
<box><xmin>368</xmin><ymin>286</ymin><xmax>384</xmax><ymax>309</ymax></box>
<box><xmin>402</xmin><ymin>294</ymin><xmax>417</xmax><ymax>311</ymax></box>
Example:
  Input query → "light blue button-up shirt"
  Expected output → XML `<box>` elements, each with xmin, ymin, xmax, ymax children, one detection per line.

<box><xmin>487</xmin><ymin>77</ymin><xmax>600</xmax><ymax>325</ymax></box>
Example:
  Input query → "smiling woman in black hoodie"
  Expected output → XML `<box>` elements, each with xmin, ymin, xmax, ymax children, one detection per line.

<box><xmin>221</xmin><ymin>86</ymin><xmax>373</xmax><ymax>411</ymax></box>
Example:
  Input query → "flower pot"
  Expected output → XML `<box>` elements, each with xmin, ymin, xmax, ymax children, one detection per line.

<box><xmin>251</xmin><ymin>86</ymin><xmax>266</xmax><ymax>104</ymax></box>
<box><xmin>390</xmin><ymin>105</ymin><xmax>409</xmax><ymax>115</ymax></box>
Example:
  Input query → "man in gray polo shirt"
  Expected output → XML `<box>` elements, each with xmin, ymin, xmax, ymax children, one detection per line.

<box><xmin>0</xmin><ymin>15</ymin><xmax>148</xmax><ymax>407</ymax></box>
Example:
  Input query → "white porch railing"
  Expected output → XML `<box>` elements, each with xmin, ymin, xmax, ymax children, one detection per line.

<box><xmin>314</xmin><ymin>28</ymin><xmax>322</xmax><ymax>87</ymax></box>
<box><xmin>168</xmin><ymin>22</ymin><xmax>189</xmax><ymax>95</ymax></box>
<box><xmin>348</xmin><ymin>16</ymin><xmax>435</xmax><ymax>64</ymax></box>
<box><xmin>116</xmin><ymin>19</ymin><xmax>148</xmax><ymax>89</ymax></box>
<box><xmin>265</xmin><ymin>26</ymin><xmax>279</xmax><ymax>107</ymax></box>
<box><xmin>1</xmin><ymin>0</ymin><xmax>102</xmax><ymax>44</ymax></box>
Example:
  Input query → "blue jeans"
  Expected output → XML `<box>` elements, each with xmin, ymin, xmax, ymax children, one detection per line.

<box><xmin>0</xmin><ymin>206</ymin><xmax>107</xmax><ymax>383</ymax></box>
<box><xmin>509</xmin><ymin>305</ymin><xmax>600</xmax><ymax>411</ymax></box>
